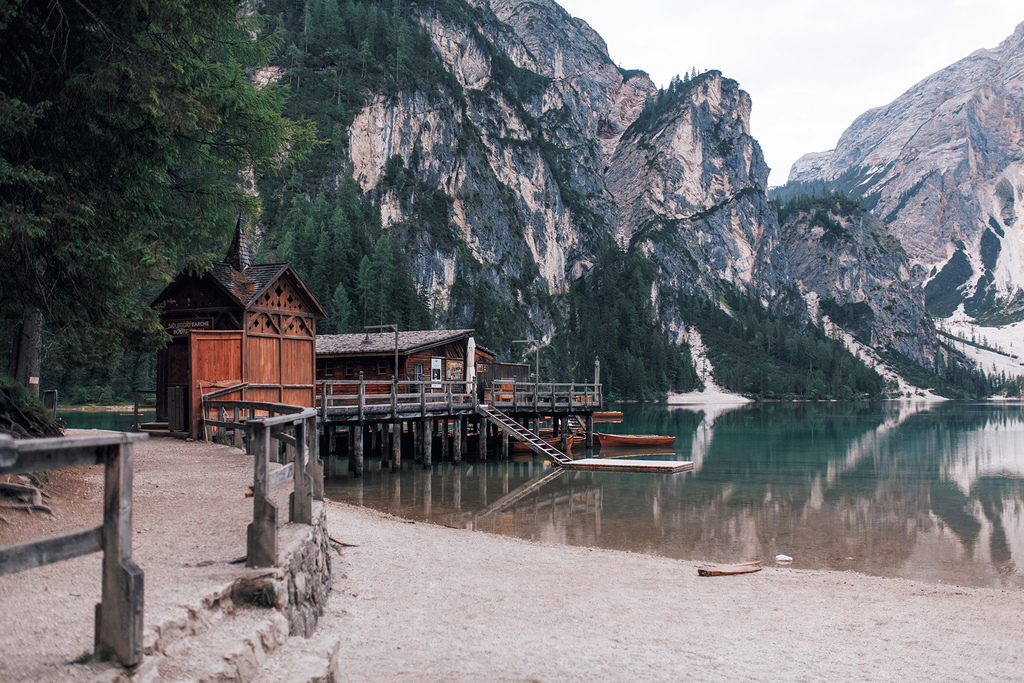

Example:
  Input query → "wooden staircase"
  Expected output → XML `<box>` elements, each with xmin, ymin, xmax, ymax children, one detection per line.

<box><xmin>476</xmin><ymin>405</ymin><xmax>572</xmax><ymax>465</ymax></box>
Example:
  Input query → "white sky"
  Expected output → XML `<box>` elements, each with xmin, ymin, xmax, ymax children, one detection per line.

<box><xmin>554</xmin><ymin>0</ymin><xmax>1023</xmax><ymax>186</ymax></box>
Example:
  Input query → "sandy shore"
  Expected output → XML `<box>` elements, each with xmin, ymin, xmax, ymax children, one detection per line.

<box><xmin>3</xmin><ymin>434</ymin><xmax>1023</xmax><ymax>681</ymax></box>
<box><xmin>320</xmin><ymin>501</ymin><xmax>1024</xmax><ymax>682</ymax></box>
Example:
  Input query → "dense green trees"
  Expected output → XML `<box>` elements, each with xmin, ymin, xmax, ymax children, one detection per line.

<box><xmin>550</xmin><ymin>240</ymin><xmax>701</xmax><ymax>400</ymax></box>
<box><xmin>0</xmin><ymin>0</ymin><xmax>306</xmax><ymax>396</ymax></box>
<box><xmin>676</xmin><ymin>290</ymin><xmax>886</xmax><ymax>400</ymax></box>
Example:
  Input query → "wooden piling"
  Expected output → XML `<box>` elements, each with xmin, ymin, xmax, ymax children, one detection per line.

<box><xmin>414</xmin><ymin>419</ymin><xmax>423</xmax><ymax>464</ymax></box>
<box><xmin>353</xmin><ymin>422</ymin><xmax>364</xmax><ymax>477</ymax></box>
<box><xmin>392</xmin><ymin>420</ymin><xmax>401</xmax><ymax>472</ymax></box>
<box><xmin>500</xmin><ymin>427</ymin><xmax>509</xmax><ymax>461</ymax></box>
<box><xmin>441</xmin><ymin>418</ymin><xmax>449</xmax><ymax>462</ymax></box>
<box><xmin>347</xmin><ymin>427</ymin><xmax>355</xmax><ymax>473</ymax></box>
<box><xmin>453</xmin><ymin>417</ymin><xmax>462</xmax><ymax>464</ymax></box>
<box><xmin>479</xmin><ymin>418</ymin><xmax>488</xmax><ymax>461</ymax></box>
<box><xmin>559</xmin><ymin>416</ymin><xmax>569</xmax><ymax>454</ymax></box>
<box><xmin>422</xmin><ymin>418</ymin><xmax>432</xmax><ymax>468</ymax></box>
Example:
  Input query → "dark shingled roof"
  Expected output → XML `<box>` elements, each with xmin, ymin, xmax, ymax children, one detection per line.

<box><xmin>317</xmin><ymin>329</ymin><xmax>474</xmax><ymax>355</ymax></box>
<box><xmin>209</xmin><ymin>262</ymin><xmax>301</xmax><ymax>307</ymax></box>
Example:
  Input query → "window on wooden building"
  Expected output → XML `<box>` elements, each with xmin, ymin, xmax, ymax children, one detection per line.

<box><xmin>414</xmin><ymin>364</ymin><xmax>423</xmax><ymax>381</ymax></box>
<box><xmin>377</xmin><ymin>360</ymin><xmax>387</xmax><ymax>375</ymax></box>
<box><xmin>345</xmin><ymin>361</ymin><xmax>354</xmax><ymax>378</ymax></box>
<box><xmin>325</xmin><ymin>360</ymin><xmax>334</xmax><ymax>378</ymax></box>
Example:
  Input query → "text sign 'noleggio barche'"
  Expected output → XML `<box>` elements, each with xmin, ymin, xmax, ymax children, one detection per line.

<box><xmin>163</xmin><ymin>318</ymin><xmax>214</xmax><ymax>336</ymax></box>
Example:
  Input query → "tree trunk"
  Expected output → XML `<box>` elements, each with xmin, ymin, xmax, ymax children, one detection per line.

<box><xmin>12</xmin><ymin>307</ymin><xmax>43</xmax><ymax>397</ymax></box>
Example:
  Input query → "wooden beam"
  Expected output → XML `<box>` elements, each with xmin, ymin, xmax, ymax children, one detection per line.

<box><xmin>0</xmin><ymin>526</ymin><xmax>102</xmax><ymax>577</ymax></box>
<box><xmin>268</xmin><ymin>462</ymin><xmax>294</xmax><ymax>489</ymax></box>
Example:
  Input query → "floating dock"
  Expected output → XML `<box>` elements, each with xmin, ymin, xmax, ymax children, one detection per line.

<box><xmin>562</xmin><ymin>459</ymin><xmax>694</xmax><ymax>474</ymax></box>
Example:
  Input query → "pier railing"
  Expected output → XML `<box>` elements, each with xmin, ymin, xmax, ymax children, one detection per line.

<box><xmin>317</xmin><ymin>375</ymin><xmax>476</xmax><ymax>421</ymax></box>
<box><xmin>0</xmin><ymin>432</ymin><xmax>147</xmax><ymax>667</ymax></box>
<box><xmin>202</xmin><ymin>399</ymin><xmax>321</xmax><ymax>567</ymax></box>
<box><xmin>488</xmin><ymin>380</ymin><xmax>602</xmax><ymax>412</ymax></box>
<box><xmin>316</xmin><ymin>376</ymin><xmax>601</xmax><ymax>421</ymax></box>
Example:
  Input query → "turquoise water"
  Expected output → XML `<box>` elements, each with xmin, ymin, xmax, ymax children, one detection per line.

<box><xmin>57</xmin><ymin>409</ymin><xmax>155</xmax><ymax>432</ymax></box>
<box><xmin>325</xmin><ymin>400</ymin><xmax>1024</xmax><ymax>589</ymax></box>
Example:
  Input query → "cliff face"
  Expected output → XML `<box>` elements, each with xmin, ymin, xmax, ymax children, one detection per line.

<box><xmin>345</xmin><ymin>0</ymin><xmax>657</xmax><ymax>327</ymax></box>
<box><xmin>778</xmin><ymin>202</ymin><xmax>936</xmax><ymax>365</ymax></box>
<box><xmin>325</xmin><ymin>0</ymin><xmax>938</xmax><ymax>369</ymax></box>
<box><xmin>607</xmin><ymin>73</ymin><xmax>788</xmax><ymax>307</ymax></box>
<box><xmin>788</xmin><ymin>21</ymin><xmax>1024</xmax><ymax>319</ymax></box>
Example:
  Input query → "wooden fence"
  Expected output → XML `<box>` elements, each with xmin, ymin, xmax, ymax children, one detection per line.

<box><xmin>317</xmin><ymin>376</ymin><xmax>601</xmax><ymax>421</ymax></box>
<box><xmin>317</xmin><ymin>375</ymin><xmax>477</xmax><ymax>422</ymax></box>
<box><xmin>202</xmin><ymin>399</ymin><xmax>321</xmax><ymax>567</ymax></box>
<box><xmin>486</xmin><ymin>380</ymin><xmax>601</xmax><ymax>413</ymax></box>
<box><xmin>0</xmin><ymin>432</ymin><xmax>148</xmax><ymax>667</ymax></box>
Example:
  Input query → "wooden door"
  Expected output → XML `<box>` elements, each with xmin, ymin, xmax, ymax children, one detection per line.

<box><xmin>188</xmin><ymin>331</ymin><xmax>243</xmax><ymax>438</ymax></box>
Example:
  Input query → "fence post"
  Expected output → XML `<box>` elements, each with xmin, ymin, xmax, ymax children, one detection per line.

<box><xmin>290</xmin><ymin>419</ymin><xmax>313</xmax><ymax>525</ymax></box>
<box><xmin>512</xmin><ymin>379</ymin><xmax>517</xmax><ymax>412</ymax></box>
<box><xmin>307</xmin><ymin>415</ymin><xmax>323</xmax><ymax>500</ymax></box>
<box><xmin>420</xmin><ymin>381</ymin><xmax>426</xmax><ymax>417</ymax></box>
<box><xmin>94</xmin><ymin>440</ymin><xmax>144</xmax><ymax>667</ymax></box>
<box><xmin>247</xmin><ymin>422</ymin><xmax>277</xmax><ymax>567</ymax></box>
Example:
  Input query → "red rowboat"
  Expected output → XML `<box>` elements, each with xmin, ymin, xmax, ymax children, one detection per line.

<box><xmin>596</xmin><ymin>432</ymin><xmax>675</xmax><ymax>447</ymax></box>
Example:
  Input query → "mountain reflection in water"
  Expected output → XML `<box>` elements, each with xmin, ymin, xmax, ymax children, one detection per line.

<box><xmin>325</xmin><ymin>401</ymin><xmax>1024</xmax><ymax>589</ymax></box>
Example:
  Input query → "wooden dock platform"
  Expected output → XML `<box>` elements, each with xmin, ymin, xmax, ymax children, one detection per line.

<box><xmin>562</xmin><ymin>459</ymin><xmax>694</xmax><ymax>474</ymax></box>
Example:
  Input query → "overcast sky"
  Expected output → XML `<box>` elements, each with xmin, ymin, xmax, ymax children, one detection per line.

<box><xmin>554</xmin><ymin>0</ymin><xmax>1023</xmax><ymax>186</ymax></box>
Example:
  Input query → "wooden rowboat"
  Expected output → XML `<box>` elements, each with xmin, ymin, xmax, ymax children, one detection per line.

<box><xmin>593</xmin><ymin>411</ymin><xmax>624</xmax><ymax>421</ymax></box>
<box><xmin>511</xmin><ymin>433</ymin><xmax>574</xmax><ymax>453</ymax></box>
<box><xmin>596</xmin><ymin>432</ymin><xmax>675</xmax><ymax>447</ymax></box>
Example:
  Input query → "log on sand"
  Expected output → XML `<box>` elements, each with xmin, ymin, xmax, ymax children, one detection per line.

<box><xmin>698</xmin><ymin>560</ymin><xmax>762</xmax><ymax>577</ymax></box>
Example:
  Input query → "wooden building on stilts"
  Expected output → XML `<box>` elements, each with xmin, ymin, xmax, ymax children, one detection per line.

<box><xmin>150</xmin><ymin>219</ymin><xmax>326</xmax><ymax>439</ymax></box>
<box><xmin>315</xmin><ymin>330</ymin><xmax>603</xmax><ymax>476</ymax></box>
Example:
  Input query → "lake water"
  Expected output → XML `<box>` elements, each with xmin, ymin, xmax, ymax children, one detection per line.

<box><xmin>58</xmin><ymin>408</ymin><xmax>154</xmax><ymax>432</ymax></box>
<box><xmin>325</xmin><ymin>400</ymin><xmax>1024</xmax><ymax>590</ymax></box>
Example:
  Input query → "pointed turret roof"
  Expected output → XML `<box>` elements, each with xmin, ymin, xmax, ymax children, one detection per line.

<box><xmin>224</xmin><ymin>214</ymin><xmax>251</xmax><ymax>272</ymax></box>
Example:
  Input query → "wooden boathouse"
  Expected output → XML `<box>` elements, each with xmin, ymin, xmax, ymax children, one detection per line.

<box><xmin>315</xmin><ymin>331</ymin><xmax>604</xmax><ymax>476</ymax></box>
<box><xmin>151</xmin><ymin>223</ymin><xmax>326</xmax><ymax>438</ymax></box>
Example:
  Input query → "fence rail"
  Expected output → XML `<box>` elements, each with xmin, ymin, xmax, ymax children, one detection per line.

<box><xmin>488</xmin><ymin>380</ymin><xmax>602</xmax><ymax>412</ymax></box>
<box><xmin>202</xmin><ymin>399</ymin><xmax>321</xmax><ymax>568</ymax></box>
<box><xmin>0</xmin><ymin>432</ymin><xmax>147</xmax><ymax>667</ymax></box>
<box><xmin>317</xmin><ymin>374</ymin><xmax>476</xmax><ymax>421</ymax></box>
<box><xmin>316</xmin><ymin>376</ymin><xmax>601</xmax><ymax>421</ymax></box>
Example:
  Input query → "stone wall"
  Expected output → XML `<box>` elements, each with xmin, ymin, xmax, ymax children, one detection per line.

<box><xmin>231</xmin><ymin>501</ymin><xmax>332</xmax><ymax>637</ymax></box>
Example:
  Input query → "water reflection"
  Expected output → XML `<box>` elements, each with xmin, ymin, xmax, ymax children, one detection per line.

<box><xmin>325</xmin><ymin>401</ymin><xmax>1024</xmax><ymax>590</ymax></box>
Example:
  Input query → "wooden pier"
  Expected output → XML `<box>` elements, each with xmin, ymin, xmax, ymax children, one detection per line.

<box><xmin>316</xmin><ymin>377</ymin><xmax>601</xmax><ymax>476</ymax></box>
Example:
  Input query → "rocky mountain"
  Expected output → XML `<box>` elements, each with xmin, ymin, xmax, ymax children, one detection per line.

<box><xmin>259</xmin><ymin>0</ymin><xmax>947</xmax><ymax>396</ymax></box>
<box><xmin>777</xmin><ymin>193</ymin><xmax>937</xmax><ymax>366</ymax></box>
<box><xmin>788</xmin><ymin>21</ymin><xmax>1024</xmax><ymax>322</ymax></box>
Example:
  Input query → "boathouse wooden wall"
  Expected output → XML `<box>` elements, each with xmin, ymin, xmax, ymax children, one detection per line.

<box><xmin>156</xmin><ymin>265</ymin><xmax>323</xmax><ymax>437</ymax></box>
